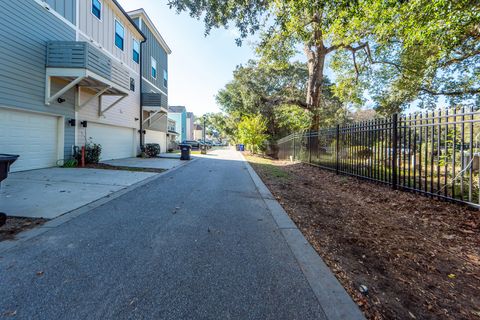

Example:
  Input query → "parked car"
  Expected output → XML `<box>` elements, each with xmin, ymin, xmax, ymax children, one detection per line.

<box><xmin>182</xmin><ymin>140</ymin><xmax>200</xmax><ymax>149</ymax></box>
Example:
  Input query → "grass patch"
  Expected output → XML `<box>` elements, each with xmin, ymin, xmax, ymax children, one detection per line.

<box><xmin>244</xmin><ymin>153</ymin><xmax>290</xmax><ymax>179</ymax></box>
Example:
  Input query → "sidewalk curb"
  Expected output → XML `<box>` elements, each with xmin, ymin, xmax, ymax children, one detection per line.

<box><xmin>240</xmin><ymin>152</ymin><xmax>365</xmax><ymax>320</ymax></box>
<box><xmin>0</xmin><ymin>158</ymin><xmax>198</xmax><ymax>254</ymax></box>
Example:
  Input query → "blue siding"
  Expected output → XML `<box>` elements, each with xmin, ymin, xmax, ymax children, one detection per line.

<box><xmin>0</xmin><ymin>0</ymin><xmax>77</xmax><ymax>159</ymax></box>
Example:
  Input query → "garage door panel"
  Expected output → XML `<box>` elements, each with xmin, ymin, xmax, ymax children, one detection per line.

<box><xmin>0</xmin><ymin>108</ymin><xmax>59</xmax><ymax>172</ymax></box>
<box><xmin>145</xmin><ymin>130</ymin><xmax>166</xmax><ymax>153</ymax></box>
<box><xmin>86</xmin><ymin>123</ymin><xmax>135</xmax><ymax>161</ymax></box>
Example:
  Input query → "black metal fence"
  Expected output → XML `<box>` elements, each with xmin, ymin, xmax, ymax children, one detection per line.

<box><xmin>277</xmin><ymin>107</ymin><xmax>480</xmax><ymax>208</ymax></box>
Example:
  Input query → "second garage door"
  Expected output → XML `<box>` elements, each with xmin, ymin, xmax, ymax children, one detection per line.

<box><xmin>86</xmin><ymin>123</ymin><xmax>136</xmax><ymax>161</ymax></box>
<box><xmin>0</xmin><ymin>108</ymin><xmax>59</xmax><ymax>172</ymax></box>
<box><xmin>145</xmin><ymin>130</ymin><xmax>167</xmax><ymax>153</ymax></box>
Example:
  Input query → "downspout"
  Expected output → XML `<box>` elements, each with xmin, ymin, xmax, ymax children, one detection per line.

<box><xmin>139</xmin><ymin>37</ymin><xmax>147</xmax><ymax>150</ymax></box>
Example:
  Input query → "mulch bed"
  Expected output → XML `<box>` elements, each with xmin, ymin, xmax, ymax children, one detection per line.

<box><xmin>0</xmin><ymin>216</ymin><xmax>47</xmax><ymax>241</ymax></box>
<box><xmin>246</xmin><ymin>154</ymin><xmax>480</xmax><ymax>320</ymax></box>
<box><xmin>82</xmin><ymin>163</ymin><xmax>166</xmax><ymax>173</ymax></box>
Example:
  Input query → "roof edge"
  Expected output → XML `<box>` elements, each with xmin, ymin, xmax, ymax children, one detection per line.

<box><xmin>111</xmin><ymin>0</ymin><xmax>146</xmax><ymax>41</ymax></box>
<box><xmin>128</xmin><ymin>8</ymin><xmax>172</xmax><ymax>54</ymax></box>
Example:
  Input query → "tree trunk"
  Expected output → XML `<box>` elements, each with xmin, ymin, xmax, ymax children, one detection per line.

<box><xmin>304</xmin><ymin>43</ymin><xmax>327</xmax><ymax>131</ymax></box>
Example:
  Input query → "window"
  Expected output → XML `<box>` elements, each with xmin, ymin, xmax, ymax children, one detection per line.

<box><xmin>115</xmin><ymin>20</ymin><xmax>125</xmax><ymax>50</ymax></box>
<box><xmin>91</xmin><ymin>0</ymin><xmax>102</xmax><ymax>20</ymax></box>
<box><xmin>130</xmin><ymin>78</ymin><xmax>135</xmax><ymax>91</ymax></box>
<box><xmin>132</xmin><ymin>39</ymin><xmax>140</xmax><ymax>64</ymax></box>
<box><xmin>163</xmin><ymin>69</ymin><xmax>168</xmax><ymax>88</ymax></box>
<box><xmin>151</xmin><ymin>57</ymin><xmax>157</xmax><ymax>79</ymax></box>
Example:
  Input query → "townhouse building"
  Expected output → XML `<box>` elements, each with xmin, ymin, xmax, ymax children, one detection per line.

<box><xmin>129</xmin><ymin>9</ymin><xmax>171</xmax><ymax>153</ymax></box>
<box><xmin>0</xmin><ymin>0</ymin><xmax>147</xmax><ymax>171</ymax></box>
<box><xmin>186</xmin><ymin>112</ymin><xmax>195</xmax><ymax>141</ymax></box>
<box><xmin>167</xmin><ymin>106</ymin><xmax>187</xmax><ymax>143</ymax></box>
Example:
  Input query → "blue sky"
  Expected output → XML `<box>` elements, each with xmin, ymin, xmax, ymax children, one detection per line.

<box><xmin>118</xmin><ymin>0</ymin><xmax>258</xmax><ymax>116</ymax></box>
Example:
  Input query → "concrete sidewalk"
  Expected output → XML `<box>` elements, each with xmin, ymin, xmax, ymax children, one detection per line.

<box><xmin>0</xmin><ymin>149</ymin><xmax>363</xmax><ymax>319</ymax></box>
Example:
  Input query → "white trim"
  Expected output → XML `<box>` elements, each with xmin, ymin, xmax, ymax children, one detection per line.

<box><xmin>151</xmin><ymin>57</ymin><xmax>157</xmax><ymax>79</ymax></box>
<box><xmin>114</xmin><ymin>19</ymin><xmax>125</xmax><ymax>51</ymax></box>
<box><xmin>132</xmin><ymin>38</ymin><xmax>140</xmax><ymax>64</ymax></box>
<box><xmin>90</xmin><ymin>0</ymin><xmax>103</xmax><ymax>22</ymax></box>
<box><xmin>75</xmin><ymin>0</ymin><xmax>80</xmax><ymax>40</ymax></box>
<box><xmin>142</xmin><ymin>77</ymin><xmax>167</xmax><ymax>96</ymax></box>
<box><xmin>33</xmin><ymin>0</ymin><xmax>77</xmax><ymax>29</ymax></box>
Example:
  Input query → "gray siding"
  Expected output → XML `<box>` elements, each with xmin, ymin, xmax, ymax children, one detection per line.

<box><xmin>44</xmin><ymin>0</ymin><xmax>76</xmax><ymax>24</ymax></box>
<box><xmin>138</xmin><ymin>20</ymin><xmax>169</xmax><ymax>96</ymax></box>
<box><xmin>142</xmin><ymin>81</ymin><xmax>168</xmax><ymax>107</ymax></box>
<box><xmin>47</xmin><ymin>41</ymin><xmax>131</xmax><ymax>90</ymax></box>
<box><xmin>0</xmin><ymin>0</ymin><xmax>76</xmax><ymax>159</ymax></box>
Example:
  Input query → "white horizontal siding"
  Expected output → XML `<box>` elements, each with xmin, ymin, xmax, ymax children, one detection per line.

<box><xmin>78</xmin><ymin>0</ymin><xmax>142</xmax><ymax>72</ymax></box>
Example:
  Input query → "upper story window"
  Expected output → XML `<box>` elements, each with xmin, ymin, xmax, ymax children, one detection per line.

<box><xmin>163</xmin><ymin>69</ymin><xmax>168</xmax><ymax>88</ymax></box>
<box><xmin>91</xmin><ymin>0</ymin><xmax>102</xmax><ymax>20</ymax></box>
<box><xmin>133</xmin><ymin>39</ymin><xmax>140</xmax><ymax>64</ymax></box>
<box><xmin>151</xmin><ymin>57</ymin><xmax>157</xmax><ymax>79</ymax></box>
<box><xmin>115</xmin><ymin>20</ymin><xmax>125</xmax><ymax>51</ymax></box>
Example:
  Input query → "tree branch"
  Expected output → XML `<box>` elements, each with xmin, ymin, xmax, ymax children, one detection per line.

<box><xmin>420</xmin><ymin>87</ymin><xmax>480</xmax><ymax>96</ymax></box>
<box><xmin>260</xmin><ymin>96</ymin><xmax>308</xmax><ymax>109</ymax></box>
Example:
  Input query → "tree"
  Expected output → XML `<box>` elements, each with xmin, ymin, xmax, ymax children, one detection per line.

<box><xmin>331</xmin><ymin>0</ymin><xmax>480</xmax><ymax>114</ymax></box>
<box><xmin>237</xmin><ymin>115</ymin><xmax>268</xmax><ymax>153</ymax></box>
<box><xmin>167</xmin><ymin>0</ymin><xmax>374</xmax><ymax>129</ymax></box>
<box><xmin>216</xmin><ymin>60</ymin><xmax>345</xmax><ymax>138</ymax></box>
<box><xmin>169</xmin><ymin>0</ymin><xmax>479</xmax><ymax>118</ymax></box>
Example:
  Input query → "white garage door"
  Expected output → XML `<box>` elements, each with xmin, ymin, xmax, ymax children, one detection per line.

<box><xmin>145</xmin><ymin>130</ymin><xmax>167</xmax><ymax>153</ymax></box>
<box><xmin>86</xmin><ymin>123</ymin><xmax>135</xmax><ymax>161</ymax></box>
<box><xmin>0</xmin><ymin>108</ymin><xmax>59</xmax><ymax>172</ymax></box>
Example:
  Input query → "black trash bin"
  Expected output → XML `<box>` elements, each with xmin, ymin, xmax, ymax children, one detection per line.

<box><xmin>0</xmin><ymin>154</ymin><xmax>19</xmax><ymax>185</ymax></box>
<box><xmin>179</xmin><ymin>144</ymin><xmax>191</xmax><ymax>160</ymax></box>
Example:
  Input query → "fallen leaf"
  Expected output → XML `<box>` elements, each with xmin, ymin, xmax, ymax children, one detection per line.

<box><xmin>448</xmin><ymin>274</ymin><xmax>456</xmax><ymax>279</ymax></box>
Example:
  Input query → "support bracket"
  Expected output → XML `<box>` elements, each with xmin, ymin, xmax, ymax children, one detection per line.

<box><xmin>77</xmin><ymin>86</ymin><xmax>111</xmax><ymax>111</ymax></box>
<box><xmin>99</xmin><ymin>94</ymin><xmax>127</xmax><ymax>116</ymax></box>
<box><xmin>45</xmin><ymin>75</ymin><xmax>85</xmax><ymax>105</ymax></box>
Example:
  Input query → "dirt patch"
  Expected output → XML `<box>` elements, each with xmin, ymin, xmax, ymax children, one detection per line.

<box><xmin>0</xmin><ymin>216</ymin><xmax>47</xmax><ymax>241</ymax></box>
<box><xmin>245</xmin><ymin>153</ymin><xmax>480</xmax><ymax>320</ymax></box>
<box><xmin>82</xmin><ymin>163</ymin><xmax>166</xmax><ymax>173</ymax></box>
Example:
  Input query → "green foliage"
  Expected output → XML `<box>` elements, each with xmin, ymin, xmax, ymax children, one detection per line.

<box><xmin>237</xmin><ymin>115</ymin><xmax>268</xmax><ymax>153</ymax></box>
<box><xmin>85</xmin><ymin>141</ymin><xmax>102</xmax><ymax>164</ymax></box>
<box><xmin>144</xmin><ymin>143</ymin><xmax>161</xmax><ymax>158</ymax></box>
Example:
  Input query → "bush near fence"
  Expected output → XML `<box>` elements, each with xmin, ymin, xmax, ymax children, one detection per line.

<box><xmin>277</xmin><ymin>107</ymin><xmax>480</xmax><ymax>208</ymax></box>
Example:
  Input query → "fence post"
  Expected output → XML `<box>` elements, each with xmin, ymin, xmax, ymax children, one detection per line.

<box><xmin>293</xmin><ymin>133</ymin><xmax>296</xmax><ymax>161</ymax></box>
<box><xmin>308</xmin><ymin>131</ymin><xmax>312</xmax><ymax>164</ymax></box>
<box><xmin>336</xmin><ymin>124</ymin><xmax>340</xmax><ymax>174</ymax></box>
<box><xmin>392</xmin><ymin>113</ymin><xmax>398</xmax><ymax>190</ymax></box>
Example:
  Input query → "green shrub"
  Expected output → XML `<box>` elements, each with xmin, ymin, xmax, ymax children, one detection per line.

<box><xmin>144</xmin><ymin>143</ymin><xmax>160</xmax><ymax>158</ymax></box>
<box><xmin>85</xmin><ymin>142</ymin><xmax>102</xmax><ymax>164</ymax></box>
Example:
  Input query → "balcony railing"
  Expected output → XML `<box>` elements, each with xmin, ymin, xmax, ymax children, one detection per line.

<box><xmin>142</xmin><ymin>92</ymin><xmax>167</xmax><ymax>107</ymax></box>
<box><xmin>46</xmin><ymin>41</ymin><xmax>130</xmax><ymax>91</ymax></box>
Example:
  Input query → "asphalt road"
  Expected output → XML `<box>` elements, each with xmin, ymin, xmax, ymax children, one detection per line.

<box><xmin>0</xmin><ymin>149</ymin><xmax>327</xmax><ymax>319</ymax></box>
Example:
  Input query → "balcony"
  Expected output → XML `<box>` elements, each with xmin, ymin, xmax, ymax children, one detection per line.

<box><xmin>141</xmin><ymin>92</ymin><xmax>167</xmax><ymax>108</ymax></box>
<box><xmin>45</xmin><ymin>41</ymin><xmax>131</xmax><ymax>115</ymax></box>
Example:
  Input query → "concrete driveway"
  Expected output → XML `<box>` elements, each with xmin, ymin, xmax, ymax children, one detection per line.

<box><xmin>0</xmin><ymin>168</ymin><xmax>156</xmax><ymax>219</ymax></box>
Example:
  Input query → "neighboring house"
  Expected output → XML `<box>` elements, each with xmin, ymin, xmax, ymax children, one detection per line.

<box><xmin>186</xmin><ymin>112</ymin><xmax>195</xmax><ymax>140</ymax></box>
<box><xmin>168</xmin><ymin>106</ymin><xmax>187</xmax><ymax>142</ymax></box>
<box><xmin>0</xmin><ymin>0</ymin><xmax>145</xmax><ymax>171</ymax></box>
<box><xmin>167</xmin><ymin>118</ymin><xmax>178</xmax><ymax>150</ymax></box>
<box><xmin>193</xmin><ymin>124</ymin><xmax>204</xmax><ymax>141</ymax></box>
<box><xmin>129</xmin><ymin>8</ymin><xmax>172</xmax><ymax>153</ymax></box>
